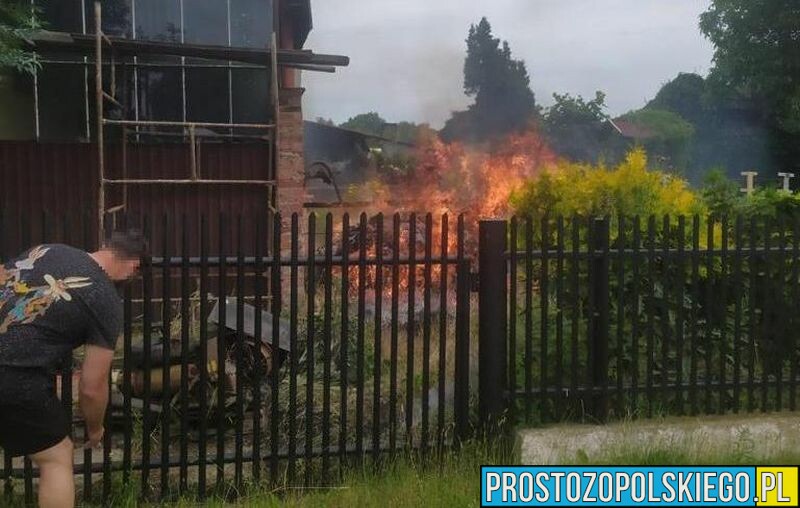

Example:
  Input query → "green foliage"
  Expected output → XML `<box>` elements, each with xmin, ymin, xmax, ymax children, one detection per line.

<box><xmin>510</xmin><ymin>148</ymin><xmax>705</xmax><ymax>223</ymax></box>
<box><xmin>340</xmin><ymin>112</ymin><xmax>428</xmax><ymax>145</ymax></box>
<box><xmin>700</xmin><ymin>0</ymin><xmax>800</xmax><ymax>168</ymax></box>
<box><xmin>0</xmin><ymin>1</ymin><xmax>42</xmax><ymax>75</ymax></box>
<box><xmin>700</xmin><ymin>0</ymin><xmax>800</xmax><ymax>133</ymax></box>
<box><xmin>701</xmin><ymin>171</ymin><xmax>800</xmax><ymax>222</ymax></box>
<box><xmin>543</xmin><ymin>91</ymin><xmax>624</xmax><ymax>164</ymax></box>
<box><xmin>646</xmin><ymin>73</ymin><xmax>707</xmax><ymax>125</ymax></box>
<box><xmin>618</xmin><ymin>109</ymin><xmax>696</xmax><ymax>171</ymax></box>
<box><xmin>700</xmin><ymin>168</ymin><xmax>741</xmax><ymax>217</ymax></box>
<box><xmin>441</xmin><ymin>17</ymin><xmax>538</xmax><ymax>143</ymax></box>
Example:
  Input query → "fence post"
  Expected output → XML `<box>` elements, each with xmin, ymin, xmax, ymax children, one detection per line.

<box><xmin>590</xmin><ymin>217</ymin><xmax>610</xmax><ymax>421</ymax></box>
<box><xmin>454</xmin><ymin>216</ymin><xmax>472</xmax><ymax>444</ymax></box>
<box><xmin>478</xmin><ymin>220</ymin><xmax>508</xmax><ymax>429</ymax></box>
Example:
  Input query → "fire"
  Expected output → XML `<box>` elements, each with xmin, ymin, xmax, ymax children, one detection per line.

<box><xmin>343</xmin><ymin>128</ymin><xmax>557</xmax><ymax>298</ymax></box>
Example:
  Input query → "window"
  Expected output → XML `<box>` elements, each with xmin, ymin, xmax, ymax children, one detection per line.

<box><xmin>186</xmin><ymin>66</ymin><xmax>230</xmax><ymax>123</ymax></box>
<box><xmin>135</xmin><ymin>0</ymin><xmax>181</xmax><ymax>42</ymax></box>
<box><xmin>231</xmin><ymin>0</ymin><xmax>274</xmax><ymax>48</ymax></box>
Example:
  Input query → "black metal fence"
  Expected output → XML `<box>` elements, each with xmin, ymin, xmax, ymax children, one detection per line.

<box><xmin>4</xmin><ymin>211</ymin><xmax>800</xmax><ymax>503</ymax></box>
<box><xmin>0</xmin><ymin>211</ymin><xmax>472</xmax><ymax>503</ymax></box>
<box><xmin>477</xmin><ymin>215</ymin><xmax>800</xmax><ymax>426</ymax></box>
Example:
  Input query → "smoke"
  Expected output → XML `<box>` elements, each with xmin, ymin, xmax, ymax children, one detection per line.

<box><xmin>303</xmin><ymin>0</ymin><xmax>714</xmax><ymax>127</ymax></box>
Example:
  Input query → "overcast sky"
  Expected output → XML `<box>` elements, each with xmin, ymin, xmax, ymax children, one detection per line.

<box><xmin>302</xmin><ymin>0</ymin><xmax>715</xmax><ymax>128</ymax></box>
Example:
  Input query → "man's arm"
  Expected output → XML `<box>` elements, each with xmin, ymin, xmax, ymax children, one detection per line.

<box><xmin>79</xmin><ymin>344</ymin><xmax>114</xmax><ymax>448</ymax></box>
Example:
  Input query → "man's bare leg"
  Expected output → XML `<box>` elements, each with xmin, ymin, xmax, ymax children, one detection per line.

<box><xmin>30</xmin><ymin>437</ymin><xmax>75</xmax><ymax>508</ymax></box>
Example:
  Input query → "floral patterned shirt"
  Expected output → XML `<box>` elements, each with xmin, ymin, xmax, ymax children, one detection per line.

<box><xmin>0</xmin><ymin>244</ymin><xmax>121</xmax><ymax>372</ymax></box>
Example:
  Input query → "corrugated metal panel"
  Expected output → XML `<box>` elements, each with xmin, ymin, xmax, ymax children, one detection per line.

<box><xmin>0</xmin><ymin>141</ymin><xmax>272</xmax><ymax>257</ymax></box>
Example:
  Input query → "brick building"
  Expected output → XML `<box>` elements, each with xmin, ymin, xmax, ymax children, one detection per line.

<box><xmin>0</xmin><ymin>0</ymin><xmax>348</xmax><ymax>255</ymax></box>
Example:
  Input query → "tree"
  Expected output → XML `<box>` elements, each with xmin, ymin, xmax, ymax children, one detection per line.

<box><xmin>700</xmin><ymin>0</ymin><xmax>800</xmax><ymax>169</ymax></box>
<box><xmin>0</xmin><ymin>1</ymin><xmax>41</xmax><ymax>75</ymax></box>
<box><xmin>441</xmin><ymin>18</ymin><xmax>538</xmax><ymax>143</ymax></box>
<box><xmin>618</xmin><ymin>109</ymin><xmax>695</xmax><ymax>171</ymax></box>
<box><xmin>543</xmin><ymin>91</ymin><xmax>620</xmax><ymax>163</ymax></box>
<box><xmin>340</xmin><ymin>112</ymin><xmax>387</xmax><ymax>137</ymax></box>
<box><xmin>340</xmin><ymin>112</ymin><xmax>428</xmax><ymax>144</ymax></box>
<box><xmin>646</xmin><ymin>73</ymin><xmax>707</xmax><ymax>125</ymax></box>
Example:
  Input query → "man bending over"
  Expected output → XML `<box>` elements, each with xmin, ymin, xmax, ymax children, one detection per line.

<box><xmin>0</xmin><ymin>231</ymin><xmax>145</xmax><ymax>508</ymax></box>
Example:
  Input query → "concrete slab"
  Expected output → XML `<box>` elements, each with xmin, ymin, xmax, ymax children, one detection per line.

<box><xmin>517</xmin><ymin>412</ymin><xmax>800</xmax><ymax>464</ymax></box>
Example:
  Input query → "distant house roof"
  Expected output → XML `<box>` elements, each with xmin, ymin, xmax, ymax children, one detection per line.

<box><xmin>607</xmin><ymin>118</ymin><xmax>656</xmax><ymax>140</ymax></box>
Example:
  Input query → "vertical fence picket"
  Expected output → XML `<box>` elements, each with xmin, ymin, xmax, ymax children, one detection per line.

<box><xmin>322</xmin><ymin>213</ymin><xmax>334</xmax><ymax>479</ymax></box>
<box><xmin>405</xmin><ymin>213</ymin><xmax>417</xmax><ymax>449</ymax></box>
<box><xmin>122</xmin><ymin>260</ymin><xmax>133</xmax><ymax>483</ymax></box>
<box><xmin>732</xmin><ymin>216</ymin><xmax>743</xmax><ymax>413</ymax></box>
<box><xmin>540</xmin><ymin>218</ymin><xmax>550</xmax><ymax>422</ymax></box>
<box><xmin>269</xmin><ymin>213</ymin><xmax>282</xmax><ymax>485</ymax></box>
<box><xmin>389</xmin><ymin>213</ymin><xmax>401</xmax><ymax>451</ymax></box>
<box><xmin>705</xmin><ymin>218</ymin><xmax>714</xmax><ymax>414</ymax></box>
<box><xmin>509</xmin><ymin>217</ymin><xmax>518</xmax><ymax>418</ymax></box>
<box><xmin>234</xmin><ymin>216</ymin><xmax>245</xmax><ymax>487</ymax></box>
<box><xmin>216</xmin><ymin>213</ymin><xmax>228</xmax><ymax>489</ymax></box>
<box><xmin>141</xmin><ymin>215</ymin><xmax>153</xmax><ymax>498</ymax></box>
<box><xmin>372</xmin><ymin>214</ymin><xmax>384</xmax><ymax>463</ymax></box>
<box><xmin>747</xmin><ymin>216</ymin><xmax>757</xmax><ymax>412</ymax></box>
<box><xmin>198</xmin><ymin>215</ymin><xmax>209</xmax><ymax>497</ymax></box>
<box><xmin>288</xmin><ymin>214</ymin><xmax>299</xmax><ymax>484</ymax></box>
<box><xmin>689</xmin><ymin>216</ymin><xmax>700</xmax><ymax>415</ymax></box>
<box><xmin>339</xmin><ymin>213</ymin><xmax>350</xmax><ymax>473</ymax></box>
<box><xmin>524</xmin><ymin>218</ymin><xmax>533</xmax><ymax>422</ymax></box>
<box><xmin>660</xmin><ymin>216</ymin><xmax>671</xmax><ymax>413</ymax></box>
<box><xmin>356</xmin><ymin>213</ymin><xmax>367</xmax><ymax>462</ymax></box>
<box><xmin>252</xmin><ymin>213</ymin><xmax>263</xmax><ymax>484</ymax></box>
<box><xmin>437</xmin><ymin>214</ymin><xmax>448</xmax><ymax>452</ymax></box>
<box><xmin>645</xmin><ymin>216</ymin><xmax>656</xmax><ymax>418</ymax></box>
<box><xmin>719</xmin><ymin>217</ymin><xmax>729</xmax><ymax>414</ymax></box>
<box><xmin>454</xmin><ymin>214</ymin><xmax>470</xmax><ymax>444</ymax></box>
<box><xmin>792</xmin><ymin>216</ymin><xmax>799</xmax><ymax>411</ymax></box>
<box><xmin>421</xmin><ymin>213</ymin><xmax>433</xmax><ymax>453</ymax></box>
<box><xmin>305</xmin><ymin>214</ymin><xmax>316</xmax><ymax>486</ymax></box>
<box><xmin>161</xmin><ymin>214</ymin><xmax>171</xmax><ymax>498</ymax></box>
<box><xmin>675</xmin><ymin>216</ymin><xmax>686</xmax><ymax>415</ymax></box>
<box><xmin>776</xmin><ymin>219</ymin><xmax>787</xmax><ymax>411</ymax></box>
<box><xmin>555</xmin><ymin>217</ymin><xmax>565</xmax><ymax>420</ymax></box>
<box><xmin>631</xmin><ymin>217</ymin><xmax>641</xmax><ymax>413</ymax></box>
<box><xmin>615</xmin><ymin>216</ymin><xmax>625</xmax><ymax>415</ymax></box>
<box><xmin>762</xmin><ymin>218</ymin><xmax>771</xmax><ymax>413</ymax></box>
<box><xmin>569</xmin><ymin>217</ymin><xmax>580</xmax><ymax>415</ymax></box>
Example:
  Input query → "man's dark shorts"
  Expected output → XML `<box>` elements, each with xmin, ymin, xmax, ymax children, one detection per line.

<box><xmin>0</xmin><ymin>367</ymin><xmax>70</xmax><ymax>457</ymax></box>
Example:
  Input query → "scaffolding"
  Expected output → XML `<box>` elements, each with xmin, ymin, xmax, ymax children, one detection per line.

<box><xmin>92</xmin><ymin>1</ymin><xmax>282</xmax><ymax>242</ymax></box>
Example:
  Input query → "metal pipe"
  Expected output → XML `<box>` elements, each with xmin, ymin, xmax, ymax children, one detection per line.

<box><xmin>95</xmin><ymin>1</ymin><xmax>105</xmax><ymax>246</ymax></box>
<box><xmin>103</xmin><ymin>119</ymin><xmax>275</xmax><ymax>129</ymax></box>
<box><xmin>103</xmin><ymin>179</ymin><xmax>277</xmax><ymax>186</ymax></box>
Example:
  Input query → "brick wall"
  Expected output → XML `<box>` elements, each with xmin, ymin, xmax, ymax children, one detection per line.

<box><xmin>277</xmin><ymin>87</ymin><xmax>309</xmax><ymax>245</ymax></box>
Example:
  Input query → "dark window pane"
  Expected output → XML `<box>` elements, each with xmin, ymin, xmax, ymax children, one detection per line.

<box><xmin>137</xmin><ymin>63</ymin><xmax>183</xmax><ymax>122</ymax></box>
<box><xmin>85</xmin><ymin>0</ymin><xmax>132</xmax><ymax>37</ymax></box>
<box><xmin>184</xmin><ymin>2</ymin><xmax>228</xmax><ymax>45</ymax></box>
<box><xmin>134</xmin><ymin>0</ymin><xmax>181</xmax><ymax>41</ymax></box>
<box><xmin>38</xmin><ymin>63</ymin><xmax>87</xmax><ymax>141</ymax></box>
<box><xmin>0</xmin><ymin>72</ymin><xmax>35</xmax><ymax>140</ymax></box>
<box><xmin>186</xmin><ymin>67</ymin><xmax>230</xmax><ymax>123</ymax></box>
<box><xmin>231</xmin><ymin>69</ymin><xmax>269</xmax><ymax>124</ymax></box>
<box><xmin>230</xmin><ymin>0</ymin><xmax>273</xmax><ymax>48</ymax></box>
<box><xmin>35</xmin><ymin>0</ymin><xmax>83</xmax><ymax>33</ymax></box>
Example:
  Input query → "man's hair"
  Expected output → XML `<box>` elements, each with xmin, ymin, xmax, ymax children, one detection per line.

<box><xmin>104</xmin><ymin>229</ymin><xmax>148</xmax><ymax>259</ymax></box>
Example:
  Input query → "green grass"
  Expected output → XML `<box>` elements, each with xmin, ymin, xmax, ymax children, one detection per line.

<box><xmin>7</xmin><ymin>430</ymin><xmax>800</xmax><ymax>507</ymax></box>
